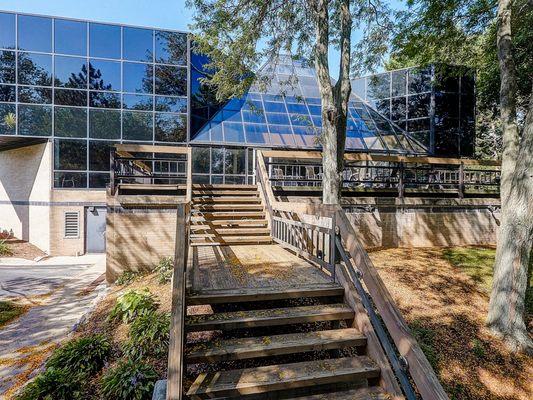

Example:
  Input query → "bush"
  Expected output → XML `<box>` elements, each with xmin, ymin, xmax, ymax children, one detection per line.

<box><xmin>100</xmin><ymin>359</ymin><xmax>158</xmax><ymax>400</ymax></box>
<box><xmin>46</xmin><ymin>335</ymin><xmax>111</xmax><ymax>375</ymax></box>
<box><xmin>154</xmin><ymin>257</ymin><xmax>174</xmax><ymax>284</ymax></box>
<box><xmin>0</xmin><ymin>239</ymin><xmax>12</xmax><ymax>256</ymax></box>
<box><xmin>16</xmin><ymin>367</ymin><xmax>83</xmax><ymax>400</ymax></box>
<box><xmin>124</xmin><ymin>311</ymin><xmax>170</xmax><ymax>358</ymax></box>
<box><xmin>115</xmin><ymin>271</ymin><xmax>142</xmax><ymax>286</ymax></box>
<box><xmin>109</xmin><ymin>289</ymin><xmax>158</xmax><ymax>323</ymax></box>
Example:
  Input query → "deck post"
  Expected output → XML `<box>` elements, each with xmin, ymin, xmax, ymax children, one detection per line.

<box><xmin>398</xmin><ymin>161</ymin><xmax>404</xmax><ymax>198</ymax></box>
<box><xmin>110</xmin><ymin>149</ymin><xmax>116</xmax><ymax>195</ymax></box>
<box><xmin>329</xmin><ymin>212</ymin><xmax>337</xmax><ymax>282</ymax></box>
<box><xmin>458</xmin><ymin>162</ymin><xmax>464</xmax><ymax>198</ymax></box>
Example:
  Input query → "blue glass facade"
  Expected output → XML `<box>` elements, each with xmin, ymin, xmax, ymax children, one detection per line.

<box><xmin>0</xmin><ymin>11</ymin><xmax>188</xmax><ymax>188</ymax></box>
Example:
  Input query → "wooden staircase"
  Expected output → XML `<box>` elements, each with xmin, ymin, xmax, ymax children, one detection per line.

<box><xmin>184</xmin><ymin>283</ymin><xmax>394</xmax><ymax>399</ymax></box>
<box><xmin>190</xmin><ymin>184</ymin><xmax>272</xmax><ymax>246</ymax></box>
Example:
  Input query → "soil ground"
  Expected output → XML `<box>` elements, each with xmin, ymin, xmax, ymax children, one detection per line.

<box><xmin>369</xmin><ymin>246</ymin><xmax>532</xmax><ymax>400</ymax></box>
<box><xmin>0</xmin><ymin>240</ymin><xmax>46</xmax><ymax>260</ymax></box>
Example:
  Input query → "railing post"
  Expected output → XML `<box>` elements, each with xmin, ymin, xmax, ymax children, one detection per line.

<box><xmin>167</xmin><ymin>203</ymin><xmax>189</xmax><ymax>400</ymax></box>
<box><xmin>458</xmin><ymin>162</ymin><xmax>464</xmax><ymax>198</ymax></box>
<box><xmin>398</xmin><ymin>161</ymin><xmax>404</xmax><ymax>199</ymax></box>
<box><xmin>110</xmin><ymin>148</ymin><xmax>116</xmax><ymax>195</ymax></box>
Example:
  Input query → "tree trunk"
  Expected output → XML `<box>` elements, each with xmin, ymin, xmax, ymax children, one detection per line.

<box><xmin>312</xmin><ymin>0</ymin><xmax>352</xmax><ymax>205</ymax></box>
<box><xmin>486</xmin><ymin>0</ymin><xmax>533</xmax><ymax>352</ymax></box>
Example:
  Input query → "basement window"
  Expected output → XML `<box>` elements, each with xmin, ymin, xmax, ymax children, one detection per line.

<box><xmin>64</xmin><ymin>211</ymin><xmax>80</xmax><ymax>238</ymax></box>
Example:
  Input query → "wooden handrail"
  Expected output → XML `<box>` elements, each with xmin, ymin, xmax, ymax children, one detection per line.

<box><xmin>167</xmin><ymin>202</ymin><xmax>190</xmax><ymax>400</ymax></box>
<box><xmin>262</xmin><ymin>149</ymin><xmax>501</xmax><ymax>166</ymax></box>
<box><xmin>186</xmin><ymin>147</ymin><xmax>193</xmax><ymax>203</ymax></box>
<box><xmin>335</xmin><ymin>210</ymin><xmax>449</xmax><ymax>399</ymax></box>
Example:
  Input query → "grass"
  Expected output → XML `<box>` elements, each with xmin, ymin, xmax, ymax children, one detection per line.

<box><xmin>0</xmin><ymin>300</ymin><xmax>27</xmax><ymax>328</ymax></box>
<box><xmin>0</xmin><ymin>239</ymin><xmax>12</xmax><ymax>256</ymax></box>
<box><xmin>442</xmin><ymin>246</ymin><xmax>533</xmax><ymax>316</ymax></box>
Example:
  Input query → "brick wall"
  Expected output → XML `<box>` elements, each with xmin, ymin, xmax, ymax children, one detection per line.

<box><xmin>106</xmin><ymin>195</ymin><xmax>179</xmax><ymax>282</ymax></box>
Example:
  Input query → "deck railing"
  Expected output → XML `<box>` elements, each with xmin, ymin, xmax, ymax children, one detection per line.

<box><xmin>263</xmin><ymin>149</ymin><xmax>501</xmax><ymax>198</ymax></box>
<box><xmin>167</xmin><ymin>202</ymin><xmax>191</xmax><ymax>400</ymax></box>
<box><xmin>109</xmin><ymin>144</ymin><xmax>192</xmax><ymax>200</ymax></box>
<box><xmin>256</xmin><ymin>149</ymin><xmax>450</xmax><ymax>399</ymax></box>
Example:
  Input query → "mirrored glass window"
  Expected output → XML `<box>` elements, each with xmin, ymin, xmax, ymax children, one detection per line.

<box><xmin>224</xmin><ymin>148</ymin><xmax>245</xmax><ymax>174</ymax></box>
<box><xmin>89</xmin><ymin>140</ymin><xmax>113</xmax><ymax>171</ymax></box>
<box><xmin>244</xmin><ymin>123</ymin><xmax>269</xmax><ymax>144</ymax></box>
<box><xmin>123</xmin><ymin>62</ymin><xmax>153</xmax><ymax>94</ymax></box>
<box><xmin>55</xmin><ymin>19</ymin><xmax>87</xmax><ymax>56</ymax></box>
<box><xmin>18</xmin><ymin>86</ymin><xmax>52</xmax><ymax>104</ymax></box>
<box><xmin>367</xmin><ymin>73</ymin><xmax>390</xmax><ymax>99</ymax></box>
<box><xmin>407</xmin><ymin>93</ymin><xmax>430</xmax><ymax>118</ymax></box>
<box><xmin>123</xmin><ymin>111</ymin><xmax>153</xmax><ymax>140</ymax></box>
<box><xmin>124</xmin><ymin>27</ymin><xmax>153</xmax><ymax>62</ymax></box>
<box><xmin>155</xmin><ymin>31</ymin><xmax>187</xmax><ymax>65</ymax></box>
<box><xmin>18</xmin><ymin>104</ymin><xmax>52</xmax><ymax>136</ymax></box>
<box><xmin>223</xmin><ymin>122</ymin><xmax>245</xmax><ymax>143</ymax></box>
<box><xmin>155</xmin><ymin>65</ymin><xmax>186</xmax><ymax>96</ymax></box>
<box><xmin>89</xmin><ymin>109</ymin><xmax>120</xmax><ymax>139</ymax></box>
<box><xmin>192</xmin><ymin>147</ymin><xmax>210</xmax><ymax>173</ymax></box>
<box><xmin>155</xmin><ymin>113</ymin><xmax>186</xmax><ymax>142</ymax></box>
<box><xmin>18</xmin><ymin>15</ymin><xmax>52</xmax><ymax>52</ymax></box>
<box><xmin>54</xmin><ymin>56</ymin><xmax>87</xmax><ymax>88</ymax></box>
<box><xmin>89</xmin><ymin>91</ymin><xmax>121</xmax><ymax>108</ymax></box>
<box><xmin>408</xmin><ymin>67</ymin><xmax>432</xmax><ymax>94</ymax></box>
<box><xmin>89</xmin><ymin>59</ymin><xmax>121</xmax><ymax>91</ymax></box>
<box><xmin>0</xmin><ymin>103</ymin><xmax>16</xmax><ymax>134</ymax></box>
<box><xmin>211</xmin><ymin>148</ymin><xmax>224</xmax><ymax>173</ymax></box>
<box><xmin>89</xmin><ymin>173</ymin><xmax>110</xmax><ymax>188</ymax></box>
<box><xmin>54</xmin><ymin>106</ymin><xmax>87</xmax><ymax>137</ymax></box>
<box><xmin>54</xmin><ymin>139</ymin><xmax>87</xmax><ymax>170</ymax></box>
<box><xmin>18</xmin><ymin>52</ymin><xmax>52</xmax><ymax>86</ymax></box>
<box><xmin>123</xmin><ymin>94</ymin><xmax>153</xmax><ymax>111</ymax></box>
<box><xmin>391</xmin><ymin>70</ymin><xmax>407</xmax><ymax>97</ymax></box>
<box><xmin>0</xmin><ymin>51</ymin><xmax>16</xmax><ymax>83</ymax></box>
<box><xmin>54</xmin><ymin>89</ymin><xmax>87</xmax><ymax>107</ymax></box>
<box><xmin>54</xmin><ymin>172</ymin><xmax>87</xmax><ymax>188</ymax></box>
<box><xmin>155</xmin><ymin>96</ymin><xmax>187</xmax><ymax>113</ymax></box>
<box><xmin>0</xmin><ymin>13</ymin><xmax>16</xmax><ymax>49</ymax></box>
<box><xmin>0</xmin><ymin>85</ymin><xmax>15</xmax><ymax>102</ymax></box>
<box><xmin>89</xmin><ymin>23</ymin><xmax>121</xmax><ymax>59</ymax></box>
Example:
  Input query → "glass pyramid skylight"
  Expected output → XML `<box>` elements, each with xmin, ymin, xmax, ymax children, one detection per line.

<box><xmin>190</xmin><ymin>55</ymin><xmax>428</xmax><ymax>154</ymax></box>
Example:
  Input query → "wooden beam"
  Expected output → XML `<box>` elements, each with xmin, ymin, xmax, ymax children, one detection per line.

<box><xmin>186</xmin><ymin>147</ymin><xmax>192</xmax><ymax>203</ymax></box>
<box><xmin>115</xmin><ymin>143</ymin><xmax>188</xmax><ymax>154</ymax></box>
<box><xmin>167</xmin><ymin>203</ymin><xmax>190</xmax><ymax>400</ymax></box>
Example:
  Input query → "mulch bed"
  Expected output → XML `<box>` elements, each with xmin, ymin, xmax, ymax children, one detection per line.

<box><xmin>369</xmin><ymin>247</ymin><xmax>532</xmax><ymax>400</ymax></box>
<box><xmin>1</xmin><ymin>239</ymin><xmax>47</xmax><ymax>260</ymax></box>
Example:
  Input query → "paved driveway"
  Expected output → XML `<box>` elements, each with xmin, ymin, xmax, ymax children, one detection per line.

<box><xmin>0</xmin><ymin>255</ymin><xmax>107</xmax><ymax>398</ymax></box>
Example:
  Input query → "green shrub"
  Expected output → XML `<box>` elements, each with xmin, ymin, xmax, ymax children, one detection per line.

<box><xmin>109</xmin><ymin>289</ymin><xmax>158</xmax><ymax>323</ymax></box>
<box><xmin>0</xmin><ymin>300</ymin><xmax>26</xmax><ymax>328</ymax></box>
<box><xmin>0</xmin><ymin>239</ymin><xmax>12</xmax><ymax>256</ymax></box>
<box><xmin>46</xmin><ymin>335</ymin><xmax>111</xmax><ymax>375</ymax></box>
<box><xmin>124</xmin><ymin>311</ymin><xmax>170</xmax><ymax>358</ymax></box>
<box><xmin>100</xmin><ymin>359</ymin><xmax>158</xmax><ymax>400</ymax></box>
<box><xmin>16</xmin><ymin>367</ymin><xmax>83</xmax><ymax>400</ymax></box>
<box><xmin>154</xmin><ymin>257</ymin><xmax>174</xmax><ymax>284</ymax></box>
<box><xmin>115</xmin><ymin>271</ymin><xmax>142</xmax><ymax>286</ymax></box>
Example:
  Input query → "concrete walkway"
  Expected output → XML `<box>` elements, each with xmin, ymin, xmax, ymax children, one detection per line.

<box><xmin>0</xmin><ymin>255</ymin><xmax>107</xmax><ymax>397</ymax></box>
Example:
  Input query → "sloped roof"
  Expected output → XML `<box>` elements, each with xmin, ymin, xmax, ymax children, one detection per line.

<box><xmin>190</xmin><ymin>55</ymin><xmax>427</xmax><ymax>154</ymax></box>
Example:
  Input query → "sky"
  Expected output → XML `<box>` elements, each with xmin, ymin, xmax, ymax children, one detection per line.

<box><xmin>0</xmin><ymin>0</ymin><xmax>402</xmax><ymax>77</ymax></box>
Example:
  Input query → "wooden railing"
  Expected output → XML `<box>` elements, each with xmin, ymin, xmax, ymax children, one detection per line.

<box><xmin>256</xmin><ymin>149</ymin><xmax>450</xmax><ymax>399</ymax></box>
<box><xmin>167</xmin><ymin>203</ymin><xmax>190</xmax><ymax>400</ymax></box>
<box><xmin>109</xmin><ymin>144</ymin><xmax>191</xmax><ymax>198</ymax></box>
<box><xmin>263</xmin><ymin>149</ymin><xmax>501</xmax><ymax>198</ymax></box>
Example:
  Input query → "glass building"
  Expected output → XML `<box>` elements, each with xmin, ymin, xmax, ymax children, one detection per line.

<box><xmin>0</xmin><ymin>11</ymin><xmax>476</xmax><ymax>189</ymax></box>
<box><xmin>352</xmin><ymin>65</ymin><xmax>475</xmax><ymax>157</ymax></box>
<box><xmin>0</xmin><ymin>11</ymin><xmax>188</xmax><ymax>189</ymax></box>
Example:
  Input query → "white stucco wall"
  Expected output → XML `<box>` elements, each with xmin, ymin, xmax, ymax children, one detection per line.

<box><xmin>0</xmin><ymin>142</ymin><xmax>51</xmax><ymax>252</ymax></box>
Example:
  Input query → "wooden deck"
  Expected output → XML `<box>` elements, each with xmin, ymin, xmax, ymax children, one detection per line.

<box><xmin>187</xmin><ymin>244</ymin><xmax>331</xmax><ymax>291</ymax></box>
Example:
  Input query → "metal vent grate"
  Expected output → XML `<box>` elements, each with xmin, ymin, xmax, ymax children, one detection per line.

<box><xmin>64</xmin><ymin>212</ymin><xmax>80</xmax><ymax>238</ymax></box>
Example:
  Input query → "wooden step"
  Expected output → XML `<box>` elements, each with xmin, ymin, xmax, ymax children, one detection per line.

<box><xmin>192</xmin><ymin>211</ymin><xmax>265</xmax><ymax>219</ymax></box>
<box><xmin>193</xmin><ymin>196</ymin><xmax>261</xmax><ymax>203</ymax></box>
<box><xmin>190</xmin><ymin>228</ymin><xmax>271</xmax><ymax>236</ymax></box>
<box><xmin>190</xmin><ymin>219</ymin><xmax>268</xmax><ymax>227</ymax></box>
<box><xmin>192</xmin><ymin>190</ymin><xmax>258</xmax><ymax>196</ymax></box>
<box><xmin>186</xmin><ymin>356</ymin><xmax>380</xmax><ymax>398</ymax></box>
<box><xmin>288</xmin><ymin>387</ymin><xmax>390</xmax><ymax>400</ymax></box>
<box><xmin>185</xmin><ymin>304</ymin><xmax>354</xmax><ymax>332</ymax></box>
<box><xmin>193</xmin><ymin>184</ymin><xmax>256</xmax><ymax>190</ymax></box>
<box><xmin>190</xmin><ymin>236</ymin><xmax>272</xmax><ymax>246</ymax></box>
<box><xmin>186</xmin><ymin>328</ymin><xmax>366</xmax><ymax>363</ymax></box>
<box><xmin>192</xmin><ymin>204</ymin><xmax>264</xmax><ymax>211</ymax></box>
<box><xmin>188</xmin><ymin>283</ymin><xmax>345</xmax><ymax>305</ymax></box>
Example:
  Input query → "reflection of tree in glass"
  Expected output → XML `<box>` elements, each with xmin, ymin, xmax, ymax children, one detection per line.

<box><xmin>123</xmin><ymin>111</ymin><xmax>153</xmax><ymax>140</ymax></box>
<box><xmin>17</xmin><ymin>53</ymin><xmax>52</xmax><ymax>86</ymax></box>
<box><xmin>155</xmin><ymin>114</ymin><xmax>186</xmax><ymax>142</ymax></box>
<box><xmin>0</xmin><ymin>51</ymin><xmax>16</xmax><ymax>83</ymax></box>
<box><xmin>57</xmin><ymin>63</ymin><xmax>88</xmax><ymax>89</ymax></box>
<box><xmin>156</xmin><ymin>31</ymin><xmax>187</xmax><ymax>64</ymax></box>
<box><xmin>18</xmin><ymin>105</ymin><xmax>52</xmax><ymax>136</ymax></box>
<box><xmin>156</xmin><ymin>65</ymin><xmax>186</xmax><ymax>96</ymax></box>
<box><xmin>55</xmin><ymin>107</ymin><xmax>86</xmax><ymax>137</ymax></box>
<box><xmin>4</xmin><ymin>112</ymin><xmax>16</xmax><ymax>128</ymax></box>
<box><xmin>91</xmin><ymin>92</ymin><xmax>122</xmax><ymax>109</ymax></box>
<box><xmin>89</xmin><ymin>63</ymin><xmax>114</xmax><ymax>91</ymax></box>
<box><xmin>90</xmin><ymin>109</ymin><xmax>121</xmax><ymax>139</ymax></box>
